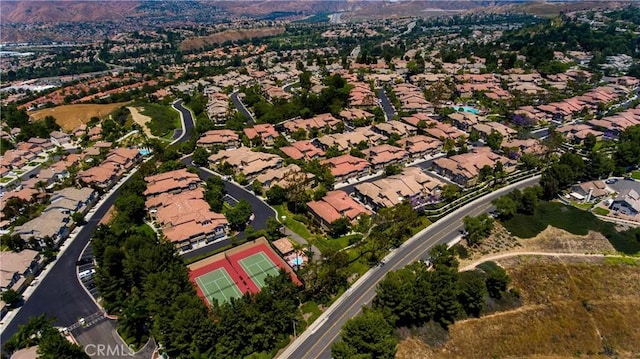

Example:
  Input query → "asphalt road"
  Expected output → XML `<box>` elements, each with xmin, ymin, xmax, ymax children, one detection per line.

<box><xmin>0</xmin><ymin>100</ymin><xmax>196</xmax><ymax>352</ymax></box>
<box><xmin>180</xmin><ymin>157</ymin><xmax>277</xmax><ymax>260</ymax></box>
<box><xmin>280</xmin><ymin>176</ymin><xmax>540</xmax><ymax>359</ymax></box>
<box><xmin>377</xmin><ymin>88</ymin><xmax>396</xmax><ymax>121</ymax></box>
<box><xmin>230</xmin><ymin>91</ymin><xmax>256</xmax><ymax>124</ymax></box>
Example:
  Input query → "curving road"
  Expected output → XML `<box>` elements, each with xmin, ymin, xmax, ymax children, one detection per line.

<box><xmin>377</xmin><ymin>88</ymin><xmax>396</xmax><ymax>121</ymax></box>
<box><xmin>230</xmin><ymin>91</ymin><xmax>256</xmax><ymax>124</ymax></box>
<box><xmin>0</xmin><ymin>101</ymin><xmax>195</xmax><ymax>350</ymax></box>
<box><xmin>279</xmin><ymin>176</ymin><xmax>541</xmax><ymax>359</ymax></box>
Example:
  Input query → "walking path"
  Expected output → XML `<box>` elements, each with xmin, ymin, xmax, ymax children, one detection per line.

<box><xmin>460</xmin><ymin>251</ymin><xmax>629</xmax><ymax>272</ymax></box>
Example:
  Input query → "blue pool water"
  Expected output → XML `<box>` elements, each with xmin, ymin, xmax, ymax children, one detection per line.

<box><xmin>458</xmin><ymin>106</ymin><xmax>480</xmax><ymax>115</ymax></box>
<box><xmin>139</xmin><ymin>148</ymin><xmax>151</xmax><ymax>156</ymax></box>
<box><xmin>291</xmin><ymin>256</ymin><xmax>304</xmax><ymax>266</ymax></box>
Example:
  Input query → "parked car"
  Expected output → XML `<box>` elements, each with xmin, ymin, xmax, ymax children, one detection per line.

<box><xmin>605</xmin><ymin>179</ymin><xmax>617</xmax><ymax>184</ymax></box>
<box><xmin>76</xmin><ymin>257</ymin><xmax>92</xmax><ymax>266</ymax></box>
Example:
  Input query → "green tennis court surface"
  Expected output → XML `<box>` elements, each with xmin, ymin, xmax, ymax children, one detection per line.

<box><xmin>195</xmin><ymin>268</ymin><xmax>243</xmax><ymax>304</ymax></box>
<box><xmin>238</xmin><ymin>252</ymin><xmax>280</xmax><ymax>289</ymax></box>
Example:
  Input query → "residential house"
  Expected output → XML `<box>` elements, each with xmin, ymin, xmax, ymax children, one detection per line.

<box><xmin>144</xmin><ymin>168</ymin><xmax>201</xmax><ymax>198</ymax></box>
<box><xmin>255</xmin><ymin>164</ymin><xmax>314</xmax><ymax>189</ymax></box>
<box><xmin>306</xmin><ymin>190</ymin><xmax>371</xmax><ymax>229</ymax></box>
<box><xmin>354</xmin><ymin>167</ymin><xmax>443</xmax><ymax>210</ymax></box>
<box><xmin>363</xmin><ymin>144</ymin><xmax>409</xmax><ymax>171</ymax></box>
<box><xmin>571</xmin><ymin>180</ymin><xmax>611</xmax><ymax>202</ymax></box>
<box><xmin>208</xmin><ymin>147</ymin><xmax>283</xmax><ymax>180</ymax></box>
<box><xmin>146</xmin><ymin>186</ymin><xmax>228</xmax><ymax>251</ymax></box>
<box><xmin>397</xmin><ymin>135</ymin><xmax>442</xmax><ymax>159</ymax></box>
<box><xmin>197</xmin><ymin>130</ymin><xmax>240</xmax><ymax>149</ymax></box>
<box><xmin>372</xmin><ymin>120</ymin><xmax>417</xmax><ymax>138</ymax></box>
<box><xmin>282</xmin><ymin>113</ymin><xmax>341</xmax><ymax>136</ymax></box>
<box><xmin>339</xmin><ymin>108</ymin><xmax>375</xmax><ymax>127</ymax></box>
<box><xmin>314</xmin><ymin>127</ymin><xmax>386</xmax><ymax>152</ymax></box>
<box><xmin>432</xmin><ymin>148</ymin><xmax>515</xmax><ymax>187</ymax></box>
<box><xmin>0</xmin><ymin>250</ymin><xmax>43</xmax><ymax>293</ymax></box>
<box><xmin>280</xmin><ymin>140</ymin><xmax>325</xmax><ymax>161</ymax></box>
<box><xmin>610</xmin><ymin>189</ymin><xmax>640</xmax><ymax>217</ymax></box>
<box><xmin>49</xmin><ymin>131</ymin><xmax>71</xmax><ymax>147</ymax></box>
<box><xmin>322</xmin><ymin>155</ymin><xmax>371</xmax><ymax>182</ymax></box>
<box><xmin>473</xmin><ymin>122</ymin><xmax>517</xmax><ymax>141</ymax></box>
<box><xmin>244</xmin><ymin>124</ymin><xmax>279</xmax><ymax>146</ymax></box>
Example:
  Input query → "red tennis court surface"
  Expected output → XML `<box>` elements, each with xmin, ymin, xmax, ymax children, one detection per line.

<box><xmin>188</xmin><ymin>237</ymin><xmax>301</xmax><ymax>305</ymax></box>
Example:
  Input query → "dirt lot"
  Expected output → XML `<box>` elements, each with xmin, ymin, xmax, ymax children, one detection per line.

<box><xmin>127</xmin><ymin>106</ymin><xmax>155</xmax><ymax>139</ymax></box>
<box><xmin>396</xmin><ymin>255</ymin><xmax>640</xmax><ymax>359</ymax></box>
<box><xmin>180</xmin><ymin>27</ymin><xmax>285</xmax><ymax>51</ymax></box>
<box><xmin>30</xmin><ymin>102</ymin><xmax>129</xmax><ymax>131</ymax></box>
<box><xmin>457</xmin><ymin>224</ymin><xmax>616</xmax><ymax>269</ymax></box>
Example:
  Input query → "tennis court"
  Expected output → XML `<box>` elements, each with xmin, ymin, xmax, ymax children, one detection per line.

<box><xmin>195</xmin><ymin>268</ymin><xmax>243</xmax><ymax>304</ymax></box>
<box><xmin>238</xmin><ymin>252</ymin><xmax>280</xmax><ymax>289</ymax></box>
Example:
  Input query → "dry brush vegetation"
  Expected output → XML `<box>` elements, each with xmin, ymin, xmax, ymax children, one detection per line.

<box><xmin>397</xmin><ymin>255</ymin><xmax>640</xmax><ymax>359</ymax></box>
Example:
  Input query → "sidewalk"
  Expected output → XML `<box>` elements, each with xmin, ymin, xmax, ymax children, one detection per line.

<box><xmin>0</xmin><ymin>164</ymin><xmax>144</xmax><ymax>334</ymax></box>
<box><xmin>282</xmin><ymin>228</ymin><xmax>321</xmax><ymax>261</ymax></box>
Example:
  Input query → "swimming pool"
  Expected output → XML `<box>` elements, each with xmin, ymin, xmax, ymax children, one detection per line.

<box><xmin>457</xmin><ymin>106</ymin><xmax>480</xmax><ymax>115</ymax></box>
<box><xmin>139</xmin><ymin>148</ymin><xmax>151</xmax><ymax>156</ymax></box>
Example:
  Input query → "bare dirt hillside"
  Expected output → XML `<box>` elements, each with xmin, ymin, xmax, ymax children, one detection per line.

<box><xmin>1</xmin><ymin>1</ymin><xmax>140</xmax><ymax>23</ymax></box>
<box><xmin>396</xmin><ymin>255</ymin><xmax>640</xmax><ymax>359</ymax></box>
<box><xmin>180</xmin><ymin>28</ymin><xmax>286</xmax><ymax>51</ymax></box>
<box><xmin>30</xmin><ymin>103</ymin><xmax>129</xmax><ymax>131</ymax></box>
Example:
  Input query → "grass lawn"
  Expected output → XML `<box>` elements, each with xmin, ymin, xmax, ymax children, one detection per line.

<box><xmin>569</xmin><ymin>201</ymin><xmax>592</xmax><ymax>210</ymax></box>
<box><xmin>592</xmin><ymin>207</ymin><xmax>610</xmax><ymax>216</ymax></box>
<box><xmin>273</xmin><ymin>204</ymin><xmax>314</xmax><ymax>240</ymax></box>
<box><xmin>502</xmin><ymin>201</ymin><xmax>640</xmax><ymax>255</ymax></box>
<box><xmin>632</xmin><ymin>171</ymin><xmax>640</xmax><ymax>180</ymax></box>
<box><xmin>137</xmin><ymin>102</ymin><xmax>180</xmax><ymax>137</ymax></box>
<box><xmin>300</xmin><ymin>301</ymin><xmax>323</xmax><ymax>328</ymax></box>
<box><xmin>314</xmin><ymin>234</ymin><xmax>360</xmax><ymax>254</ymax></box>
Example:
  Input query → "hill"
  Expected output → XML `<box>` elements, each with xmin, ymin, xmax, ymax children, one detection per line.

<box><xmin>397</xmin><ymin>255</ymin><xmax>640</xmax><ymax>358</ymax></box>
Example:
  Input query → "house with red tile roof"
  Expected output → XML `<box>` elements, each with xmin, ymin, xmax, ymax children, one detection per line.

<box><xmin>255</xmin><ymin>164</ymin><xmax>314</xmax><ymax>189</ymax></box>
<box><xmin>363</xmin><ymin>144</ymin><xmax>409</xmax><ymax>171</ymax></box>
<box><xmin>306</xmin><ymin>190</ymin><xmax>371</xmax><ymax>229</ymax></box>
<box><xmin>397</xmin><ymin>135</ymin><xmax>442</xmax><ymax>159</ymax></box>
<box><xmin>280</xmin><ymin>140</ymin><xmax>325</xmax><ymax>161</ymax></box>
<box><xmin>145</xmin><ymin>178</ymin><xmax>228</xmax><ymax>251</ymax></box>
<box><xmin>144</xmin><ymin>168</ymin><xmax>200</xmax><ymax>197</ymax></box>
<box><xmin>354</xmin><ymin>167</ymin><xmax>443</xmax><ymax>210</ymax></box>
<box><xmin>322</xmin><ymin>154</ymin><xmax>371</xmax><ymax>182</ymax></box>
<box><xmin>197</xmin><ymin>129</ymin><xmax>240</xmax><ymax>149</ymax></box>
<box><xmin>339</xmin><ymin>108</ymin><xmax>374</xmax><ymax>127</ymax></box>
<box><xmin>432</xmin><ymin>148</ymin><xmax>515</xmax><ymax>187</ymax></box>
<box><xmin>314</xmin><ymin>127</ymin><xmax>385</xmax><ymax>152</ymax></box>
<box><xmin>373</xmin><ymin>120</ymin><xmax>417</xmax><ymax>138</ymax></box>
<box><xmin>244</xmin><ymin>124</ymin><xmax>279</xmax><ymax>146</ymax></box>
<box><xmin>77</xmin><ymin>162</ymin><xmax>122</xmax><ymax>189</ymax></box>
<box><xmin>208</xmin><ymin>147</ymin><xmax>283</xmax><ymax>180</ymax></box>
<box><xmin>282</xmin><ymin>113</ymin><xmax>341</xmax><ymax>135</ymax></box>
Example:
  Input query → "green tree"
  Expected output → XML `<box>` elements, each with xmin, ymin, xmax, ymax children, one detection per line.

<box><xmin>492</xmin><ymin>195</ymin><xmax>517</xmax><ymax>219</ymax></box>
<box><xmin>192</xmin><ymin>147</ymin><xmax>210</xmax><ymax>167</ymax></box>
<box><xmin>457</xmin><ymin>270</ymin><xmax>487</xmax><ymax>317</ymax></box>
<box><xmin>615</xmin><ymin>125</ymin><xmax>640</xmax><ymax>169</ymax></box>
<box><xmin>383</xmin><ymin>164</ymin><xmax>402</xmax><ymax>177</ymax></box>
<box><xmin>266</xmin><ymin>184</ymin><xmax>287</xmax><ymax>205</ymax></box>
<box><xmin>486</xmin><ymin>267</ymin><xmax>510</xmax><ymax>299</ymax></box>
<box><xmin>4</xmin><ymin>315</ymin><xmax>89</xmax><ymax>358</ymax></box>
<box><xmin>463</xmin><ymin>214</ymin><xmax>494</xmax><ymax>247</ymax></box>
<box><xmin>226</xmin><ymin>200</ymin><xmax>253</xmax><ymax>231</ymax></box>
<box><xmin>71</xmin><ymin>212</ymin><xmax>85</xmax><ymax>225</ymax></box>
<box><xmin>330</xmin><ymin>217</ymin><xmax>350</xmax><ymax>238</ymax></box>
<box><xmin>583</xmin><ymin>133</ymin><xmax>597</xmax><ymax>151</ymax></box>
<box><xmin>587</xmin><ymin>150</ymin><xmax>615</xmax><ymax>179</ymax></box>
<box><xmin>265</xmin><ymin>217</ymin><xmax>283</xmax><ymax>241</ymax></box>
<box><xmin>519</xmin><ymin>153</ymin><xmax>540</xmax><ymax>170</ymax></box>
<box><xmin>1</xmin><ymin>289</ymin><xmax>22</xmax><ymax>308</ymax></box>
<box><xmin>486</xmin><ymin>130</ymin><xmax>503</xmax><ymax>151</ymax></box>
<box><xmin>332</xmin><ymin>308</ymin><xmax>398</xmax><ymax>359</ymax></box>
<box><xmin>1</xmin><ymin>233</ymin><xmax>26</xmax><ymax>252</ymax></box>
